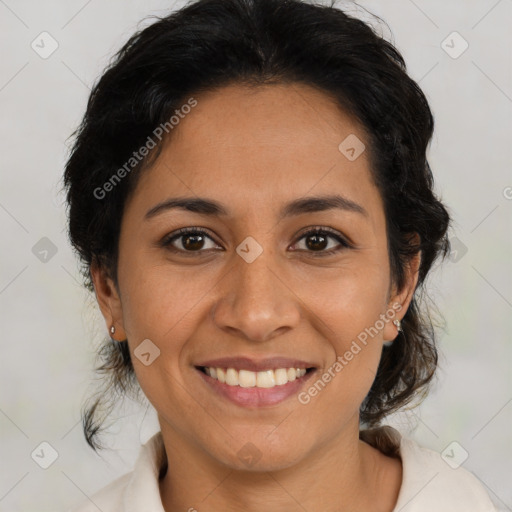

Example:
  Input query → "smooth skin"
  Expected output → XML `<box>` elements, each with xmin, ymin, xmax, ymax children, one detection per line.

<box><xmin>92</xmin><ymin>83</ymin><xmax>421</xmax><ymax>512</ymax></box>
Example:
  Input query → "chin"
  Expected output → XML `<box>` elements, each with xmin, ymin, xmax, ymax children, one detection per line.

<box><xmin>211</xmin><ymin>433</ymin><xmax>310</xmax><ymax>473</ymax></box>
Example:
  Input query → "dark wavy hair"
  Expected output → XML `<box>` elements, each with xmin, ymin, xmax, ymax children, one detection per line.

<box><xmin>63</xmin><ymin>0</ymin><xmax>451</xmax><ymax>450</ymax></box>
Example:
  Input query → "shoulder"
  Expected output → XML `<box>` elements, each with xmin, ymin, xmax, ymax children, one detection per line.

<box><xmin>68</xmin><ymin>431</ymin><xmax>167</xmax><ymax>512</ymax></box>
<box><xmin>68</xmin><ymin>472</ymin><xmax>131</xmax><ymax>512</ymax></box>
<box><xmin>361</xmin><ymin>426</ymin><xmax>499</xmax><ymax>512</ymax></box>
<box><xmin>396</xmin><ymin>436</ymin><xmax>498</xmax><ymax>511</ymax></box>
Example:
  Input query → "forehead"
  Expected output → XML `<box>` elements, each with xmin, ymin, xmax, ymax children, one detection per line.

<box><xmin>129</xmin><ymin>83</ymin><xmax>382</xmax><ymax>222</ymax></box>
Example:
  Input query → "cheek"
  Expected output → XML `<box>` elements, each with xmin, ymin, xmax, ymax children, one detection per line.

<box><xmin>115</xmin><ymin>256</ymin><xmax>214</xmax><ymax>404</ymax></box>
<box><xmin>118</xmin><ymin>251</ymin><xmax>209</xmax><ymax>341</ymax></box>
<box><xmin>116</xmin><ymin>260</ymin><xmax>211</xmax><ymax>409</ymax></box>
<box><xmin>293</xmin><ymin>261</ymin><xmax>390</xmax><ymax>407</ymax></box>
<box><xmin>295</xmin><ymin>256</ymin><xmax>390</xmax><ymax>341</ymax></box>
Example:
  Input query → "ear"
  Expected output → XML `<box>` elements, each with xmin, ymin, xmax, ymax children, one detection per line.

<box><xmin>90</xmin><ymin>260</ymin><xmax>127</xmax><ymax>342</ymax></box>
<box><xmin>382</xmin><ymin>239</ymin><xmax>421</xmax><ymax>343</ymax></box>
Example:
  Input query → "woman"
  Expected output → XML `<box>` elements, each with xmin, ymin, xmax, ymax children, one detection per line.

<box><xmin>64</xmin><ymin>0</ymin><xmax>498</xmax><ymax>510</ymax></box>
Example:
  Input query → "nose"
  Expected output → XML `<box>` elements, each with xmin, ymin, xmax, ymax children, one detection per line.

<box><xmin>211</xmin><ymin>248</ymin><xmax>301</xmax><ymax>343</ymax></box>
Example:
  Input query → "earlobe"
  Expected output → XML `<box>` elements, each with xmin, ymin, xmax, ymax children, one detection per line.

<box><xmin>90</xmin><ymin>261</ymin><xmax>127</xmax><ymax>341</ymax></box>
<box><xmin>392</xmin><ymin>318</ymin><xmax>403</xmax><ymax>333</ymax></box>
<box><xmin>383</xmin><ymin>248</ymin><xmax>421</xmax><ymax>343</ymax></box>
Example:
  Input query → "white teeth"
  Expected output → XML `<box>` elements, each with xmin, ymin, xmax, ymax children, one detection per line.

<box><xmin>257</xmin><ymin>370</ymin><xmax>275</xmax><ymax>388</ymax></box>
<box><xmin>203</xmin><ymin>366</ymin><xmax>308</xmax><ymax>388</ymax></box>
<box><xmin>216</xmin><ymin>368</ymin><xmax>226</xmax><ymax>383</ymax></box>
<box><xmin>226</xmin><ymin>368</ymin><xmax>238</xmax><ymax>386</ymax></box>
<box><xmin>239</xmin><ymin>369</ymin><xmax>256</xmax><ymax>388</ymax></box>
<box><xmin>275</xmin><ymin>368</ymin><xmax>288</xmax><ymax>386</ymax></box>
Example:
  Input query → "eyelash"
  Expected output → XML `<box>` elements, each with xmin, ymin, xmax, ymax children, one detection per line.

<box><xmin>160</xmin><ymin>226</ymin><xmax>352</xmax><ymax>257</ymax></box>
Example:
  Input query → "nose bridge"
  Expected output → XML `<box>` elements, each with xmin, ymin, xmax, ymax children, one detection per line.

<box><xmin>235</xmin><ymin>244</ymin><xmax>278</xmax><ymax>303</ymax></box>
<box><xmin>211</xmin><ymin>237</ymin><xmax>300</xmax><ymax>342</ymax></box>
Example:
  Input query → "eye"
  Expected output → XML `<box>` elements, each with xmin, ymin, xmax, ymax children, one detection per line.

<box><xmin>290</xmin><ymin>227</ymin><xmax>351</xmax><ymax>256</ymax></box>
<box><xmin>161</xmin><ymin>227</ymin><xmax>221</xmax><ymax>254</ymax></box>
<box><xmin>160</xmin><ymin>226</ymin><xmax>351</xmax><ymax>257</ymax></box>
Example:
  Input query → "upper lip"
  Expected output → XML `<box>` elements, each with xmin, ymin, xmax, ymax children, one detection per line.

<box><xmin>195</xmin><ymin>356</ymin><xmax>317</xmax><ymax>372</ymax></box>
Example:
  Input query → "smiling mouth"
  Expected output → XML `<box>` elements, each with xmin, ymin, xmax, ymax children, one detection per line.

<box><xmin>196</xmin><ymin>366</ymin><xmax>316</xmax><ymax>388</ymax></box>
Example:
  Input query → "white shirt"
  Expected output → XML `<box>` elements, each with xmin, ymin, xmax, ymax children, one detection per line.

<box><xmin>70</xmin><ymin>428</ymin><xmax>499</xmax><ymax>512</ymax></box>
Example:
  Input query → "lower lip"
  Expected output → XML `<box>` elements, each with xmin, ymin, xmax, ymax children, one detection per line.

<box><xmin>195</xmin><ymin>367</ymin><xmax>316</xmax><ymax>407</ymax></box>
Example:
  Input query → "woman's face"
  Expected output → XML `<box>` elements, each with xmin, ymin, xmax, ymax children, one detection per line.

<box><xmin>94</xmin><ymin>83</ymin><xmax>417</xmax><ymax>471</ymax></box>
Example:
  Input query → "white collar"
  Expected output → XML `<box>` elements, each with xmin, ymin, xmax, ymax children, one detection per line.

<box><xmin>85</xmin><ymin>427</ymin><xmax>497</xmax><ymax>511</ymax></box>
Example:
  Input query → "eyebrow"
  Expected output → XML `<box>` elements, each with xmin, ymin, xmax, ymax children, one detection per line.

<box><xmin>144</xmin><ymin>194</ymin><xmax>368</xmax><ymax>221</ymax></box>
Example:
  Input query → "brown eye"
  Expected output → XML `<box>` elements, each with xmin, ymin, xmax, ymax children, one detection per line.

<box><xmin>304</xmin><ymin>233</ymin><xmax>329</xmax><ymax>251</ymax></box>
<box><xmin>162</xmin><ymin>228</ymin><xmax>220</xmax><ymax>254</ymax></box>
<box><xmin>291</xmin><ymin>228</ymin><xmax>351</xmax><ymax>256</ymax></box>
<box><xmin>180</xmin><ymin>233</ymin><xmax>207</xmax><ymax>251</ymax></box>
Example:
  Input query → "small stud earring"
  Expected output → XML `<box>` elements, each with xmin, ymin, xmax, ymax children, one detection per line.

<box><xmin>110</xmin><ymin>325</ymin><xmax>116</xmax><ymax>335</ymax></box>
<box><xmin>393</xmin><ymin>319</ymin><xmax>403</xmax><ymax>333</ymax></box>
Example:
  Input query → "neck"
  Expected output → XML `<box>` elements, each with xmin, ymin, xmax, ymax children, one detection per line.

<box><xmin>157</xmin><ymin>417</ymin><xmax>402</xmax><ymax>512</ymax></box>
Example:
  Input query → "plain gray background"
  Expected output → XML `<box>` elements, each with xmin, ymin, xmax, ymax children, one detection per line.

<box><xmin>0</xmin><ymin>0</ymin><xmax>511</xmax><ymax>510</ymax></box>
